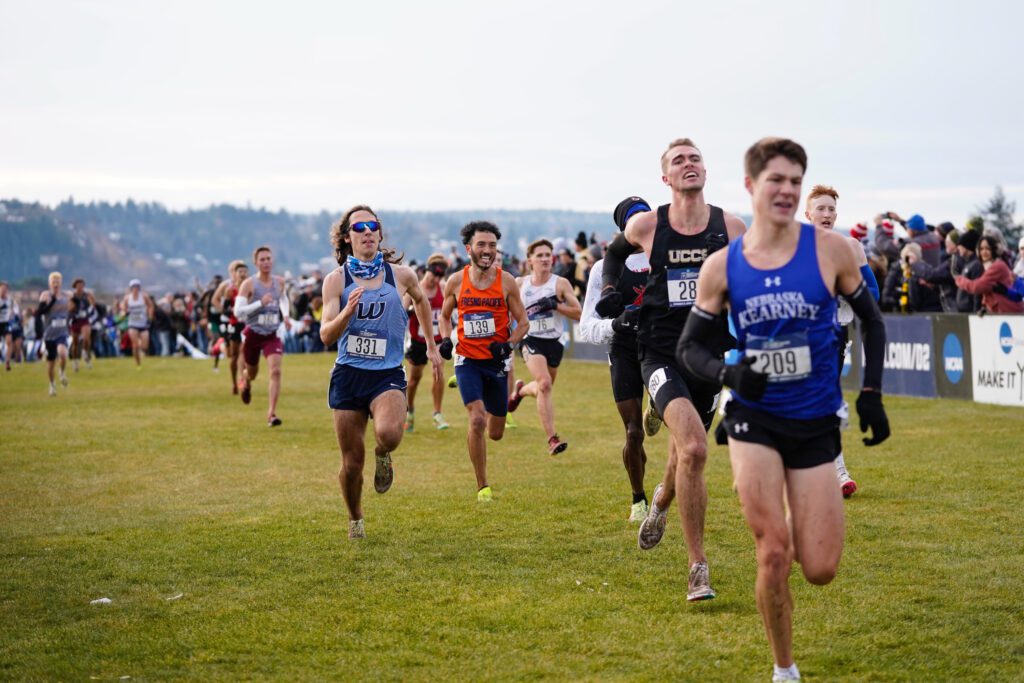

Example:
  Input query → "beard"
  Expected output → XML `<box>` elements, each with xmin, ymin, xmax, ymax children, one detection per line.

<box><xmin>470</xmin><ymin>252</ymin><xmax>494</xmax><ymax>270</ymax></box>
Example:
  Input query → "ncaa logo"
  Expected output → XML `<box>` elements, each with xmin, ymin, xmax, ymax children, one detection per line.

<box><xmin>999</xmin><ymin>322</ymin><xmax>1013</xmax><ymax>355</ymax></box>
<box><xmin>942</xmin><ymin>333</ymin><xmax>964</xmax><ymax>384</ymax></box>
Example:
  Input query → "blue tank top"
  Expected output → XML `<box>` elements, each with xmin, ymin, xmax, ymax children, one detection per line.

<box><xmin>336</xmin><ymin>262</ymin><xmax>408</xmax><ymax>370</ymax></box>
<box><xmin>726</xmin><ymin>223</ymin><xmax>841</xmax><ymax>419</ymax></box>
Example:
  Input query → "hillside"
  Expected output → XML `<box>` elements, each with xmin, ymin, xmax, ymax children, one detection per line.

<box><xmin>1</xmin><ymin>199</ymin><xmax>616</xmax><ymax>294</ymax></box>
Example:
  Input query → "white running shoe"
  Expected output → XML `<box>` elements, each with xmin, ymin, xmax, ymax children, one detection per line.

<box><xmin>59</xmin><ymin>372</ymin><xmax>68</xmax><ymax>387</ymax></box>
<box><xmin>638</xmin><ymin>483</ymin><xmax>668</xmax><ymax>549</ymax></box>
<box><xmin>73</xmin><ymin>359</ymin><xmax>79</xmax><ymax>373</ymax></box>
<box><xmin>629</xmin><ymin>499</ymin><xmax>649</xmax><ymax>523</ymax></box>
<box><xmin>687</xmin><ymin>560</ymin><xmax>716</xmax><ymax>601</ymax></box>
<box><xmin>433</xmin><ymin>412</ymin><xmax>449</xmax><ymax>430</ymax></box>
<box><xmin>48</xmin><ymin>382</ymin><xmax>57</xmax><ymax>397</ymax></box>
<box><xmin>348</xmin><ymin>519</ymin><xmax>365</xmax><ymax>539</ymax></box>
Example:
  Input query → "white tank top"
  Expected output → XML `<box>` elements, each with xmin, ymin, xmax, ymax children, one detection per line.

<box><xmin>127</xmin><ymin>293</ymin><xmax>149</xmax><ymax>328</ymax></box>
<box><xmin>520</xmin><ymin>274</ymin><xmax>564</xmax><ymax>340</ymax></box>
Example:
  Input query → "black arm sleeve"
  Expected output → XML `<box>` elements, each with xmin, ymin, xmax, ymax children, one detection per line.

<box><xmin>677</xmin><ymin>306</ymin><xmax>727</xmax><ymax>385</ymax></box>
<box><xmin>844</xmin><ymin>280</ymin><xmax>886</xmax><ymax>390</ymax></box>
<box><xmin>600</xmin><ymin>233</ymin><xmax>639</xmax><ymax>290</ymax></box>
<box><xmin>36</xmin><ymin>297</ymin><xmax>55</xmax><ymax>315</ymax></box>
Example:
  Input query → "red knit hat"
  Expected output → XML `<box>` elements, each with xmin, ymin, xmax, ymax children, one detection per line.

<box><xmin>850</xmin><ymin>223</ymin><xmax>868</xmax><ymax>240</ymax></box>
<box><xmin>880</xmin><ymin>220</ymin><xmax>895</xmax><ymax>237</ymax></box>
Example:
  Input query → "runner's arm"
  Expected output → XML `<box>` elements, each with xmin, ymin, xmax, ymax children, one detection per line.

<box><xmin>578</xmin><ymin>258</ymin><xmax>615</xmax><ymax>344</ymax></box>
<box><xmin>233</xmin><ymin>279</ymin><xmax>261</xmax><ymax>318</ymax></box>
<box><xmin>319</xmin><ymin>271</ymin><xmax>361</xmax><ymax>345</ymax></box>
<box><xmin>438</xmin><ymin>273</ymin><xmax>460</xmax><ymax>341</ymax></box>
<box><xmin>555</xmin><ymin>276</ymin><xmax>582</xmax><ymax>322</ymax></box>
<box><xmin>505</xmin><ymin>273</ymin><xmax>530</xmax><ymax>345</ymax></box>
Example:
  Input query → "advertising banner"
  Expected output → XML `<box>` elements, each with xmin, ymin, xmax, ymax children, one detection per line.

<box><xmin>968</xmin><ymin>316</ymin><xmax>1024</xmax><ymax>407</ymax></box>
<box><xmin>880</xmin><ymin>316</ymin><xmax>936</xmax><ymax>398</ymax></box>
<box><xmin>931</xmin><ymin>315</ymin><xmax>973</xmax><ymax>400</ymax></box>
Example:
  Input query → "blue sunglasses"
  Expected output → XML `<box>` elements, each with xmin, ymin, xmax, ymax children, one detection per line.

<box><xmin>351</xmin><ymin>221</ymin><xmax>381</xmax><ymax>233</ymax></box>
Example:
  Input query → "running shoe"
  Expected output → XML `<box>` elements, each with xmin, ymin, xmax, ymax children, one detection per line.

<box><xmin>85</xmin><ymin>357</ymin><xmax>92</xmax><ymax>370</ymax></box>
<box><xmin>239</xmin><ymin>377</ymin><xmax>251</xmax><ymax>404</ymax></box>
<box><xmin>374</xmin><ymin>452</ymin><xmax>393</xmax><ymax>494</ymax></box>
<box><xmin>638</xmin><ymin>483</ymin><xmax>668</xmax><ymax>550</ymax></box>
<box><xmin>48</xmin><ymin>382</ymin><xmax>57</xmax><ymax>397</ymax></box>
<box><xmin>59</xmin><ymin>372</ymin><xmax>68</xmax><ymax>388</ymax></box>
<box><xmin>433</xmin><ymin>412</ymin><xmax>449</xmax><ymax>430</ymax></box>
<box><xmin>687</xmin><ymin>560</ymin><xmax>716</xmax><ymax>602</ymax></box>
<box><xmin>547</xmin><ymin>434</ymin><xmax>568</xmax><ymax>455</ymax></box>
<box><xmin>405</xmin><ymin>411</ymin><xmax>414</xmax><ymax>433</ymax></box>
<box><xmin>268</xmin><ymin>415</ymin><xmax>282</xmax><ymax>427</ymax></box>
<box><xmin>772</xmin><ymin>665</ymin><xmax>801</xmax><ymax>681</ymax></box>
<box><xmin>507</xmin><ymin>379</ymin><xmax>526</xmax><ymax>412</ymax></box>
<box><xmin>629</xmin><ymin>499</ymin><xmax>649</xmax><ymax>523</ymax></box>
<box><xmin>477</xmin><ymin>486</ymin><xmax>493</xmax><ymax>503</ymax></box>
<box><xmin>348</xmin><ymin>519</ymin><xmax>366</xmax><ymax>539</ymax></box>
<box><xmin>643</xmin><ymin>401</ymin><xmax>662</xmax><ymax>437</ymax></box>
<box><xmin>837</xmin><ymin>468</ymin><xmax>857</xmax><ymax>499</ymax></box>
<box><xmin>505</xmin><ymin>414</ymin><xmax>518</xmax><ymax>429</ymax></box>
<box><xmin>447</xmin><ymin>374</ymin><xmax>458</xmax><ymax>389</ymax></box>
<box><xmin>73</xmin><ymin>359</ymin><xmax>79</xmax><ymax>373</ymax></box>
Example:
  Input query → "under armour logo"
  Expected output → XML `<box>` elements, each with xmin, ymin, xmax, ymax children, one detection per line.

<box><xmin>734</xmin><ymin>422</ymin><xmax>749</xmax><ymax>433</ymax></box>
<box><xmin>764</xmin><ymin>276</ymin><xmax>781</xmax><ymax>287</ymax></box>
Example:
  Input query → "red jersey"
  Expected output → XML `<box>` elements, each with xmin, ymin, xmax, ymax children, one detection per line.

<box><xmin>409</xmin><ymin>284</ymin><xmax>444</xmax><ymax>343</ymax></box>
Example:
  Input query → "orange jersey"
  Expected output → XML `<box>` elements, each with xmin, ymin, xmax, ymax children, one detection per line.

<box><xmin>456</xmin><ymin>266</ymin><xmax>509</xmax><ymax>360</ymax></box>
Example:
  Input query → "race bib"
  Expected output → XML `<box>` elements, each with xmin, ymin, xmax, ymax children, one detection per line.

<box><xmin>745</xmin><ymin>332</ymin><xmax>812</xmax><ymax>382</ymax></box>
<box><xmin>431</xmin><ymin>309</ymin><xmax>441</xmax><ymax>338</ymax></box>
<box><xmin>666</xmin><ymin>268</ymin><xmax>699</xmax><ymax>307</ymax></box>
<box><xmin>528</xmin><ymin>313</ymin><xmax>555</xmax><ymax>335</ymax></box>
<box><xmin>257</xmin><ymin>312</ymin><xmax>280</xmax><ymax>328</ymax></box>
<box><xmin>464</xmin><ymin>312</ymin><xmax>495</xmax><ymax>338</ymax></box>
<box><xmin>347</xmin><ymin>329</ymin><xmax>388</xmax><ymax>359</ymax></box>
<box><xmin>51</xmin><ymin>318</ymin><xmax>68</xmax><ymax>329</ymax></box>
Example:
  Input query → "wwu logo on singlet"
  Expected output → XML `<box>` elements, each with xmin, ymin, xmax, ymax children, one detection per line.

<box><xmin>357</xmin><ymin>302</ymin><xmax>386</xmax><ymax>320</ymax></box>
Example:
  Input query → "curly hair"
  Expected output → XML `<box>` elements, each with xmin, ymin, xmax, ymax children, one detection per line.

<box><xmin>330</xmin><ymin>204</ymin><xmax>403</xmax><ymax>266</ymax></box>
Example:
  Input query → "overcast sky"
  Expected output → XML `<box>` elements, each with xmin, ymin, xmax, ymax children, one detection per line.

<box><xmin>2</xmin><ymin>0</ymin><xmax>1022</xmax><ymax>227</ymax></box>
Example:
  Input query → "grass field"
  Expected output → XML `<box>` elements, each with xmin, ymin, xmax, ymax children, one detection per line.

<box><xmin>2</xmin><ymin>353</ymin><xmax>1023</xmax><ymax>681</ymax></box>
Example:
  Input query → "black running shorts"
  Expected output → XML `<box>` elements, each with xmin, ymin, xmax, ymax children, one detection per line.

<box><xmin>608</xmin><ymin>349</ymin><xmax>644</xmax><ymax>403</ymax></box>
<box><xmin>722</xmin><ymin>401</ymin><xmax>839</xmax><ymax>469</ymax></box>
<box><xmin>521</xmin><ymin>336</ymin><xmax>564</xmax><ymax>368</ymax></box>
<box><xmin>638</xmin><ymin>344</ymin><xmax>719</xmax><ymax>432</ymax></box>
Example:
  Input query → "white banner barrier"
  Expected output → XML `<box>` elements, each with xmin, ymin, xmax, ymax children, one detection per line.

<box><xmin>967</xmin><ymin>316</ymin><xmax>1024</xmax><ymax>407</ymax></box>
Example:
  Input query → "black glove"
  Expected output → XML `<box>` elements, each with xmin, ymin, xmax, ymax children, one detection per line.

<box><xmin>488</xmin><ymin>341</ymin><xmax>512</xmax><ymax>360</ymax></box>
<box><xmin>856</xmin><ymin>390</ymin><xmax>890</xmax><ymax>446</ymax></box>
<box><xmin>526</xmin><ymin>295</ymin><xmax>559</xmax><ymax>317</ymax></box>
<box><xmin>595</xmin><ymin>287</ymin><xmax>624</xmax><ymax>319</ymax></box>
<box><xmin>720</xmin><ymin>357</ymin><xmax>768</xmax><ymax>401</ymax></box>
<box><xmin>611</xmin><ymin>307</ymin><xmax>640</xmax><ymax>335</ymax></box>
<box><xmin>613</xmin><ymin>196</ymin><xmax>651</xmax><ymax>231</ymax></box>
<box><xmin>438</xmin><ymin>338</ymin><xmax>453</xmax><ymax>360</ymax></box>
<box><xmin>705</xmin><ymin>232</ymin><xmax>728</xmax><ymax>256</ymax></box>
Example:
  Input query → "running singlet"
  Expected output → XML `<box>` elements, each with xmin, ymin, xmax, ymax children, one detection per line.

<box><xmin>0</xmin><ymin>296</ymin><xmax>11</xmax><ymax>324</ymax></box>
<box><xmin>638</xmin><ymin>204</ymin><xmax>728</xmax><ymax>349</ymax></box>
<box><xmin>408</xmin><ymin>284</ymin><xmax>443</xmax><ymax>343</ymax></box>
<box><xmin>72</xmin><ymin>293</ymin><xmax>91</xmax><ymax>321</ymax></box>
<box><xmin>726</xmin><ymin>223</ymin><xmax>841</xmax><ymax>420</ymax></box>
<box><xmin>246</xmin><ymin>278</ymin><xmax>282</xmax><ymax>335</ymax></box>
<box><xmin>127</xmin><ymin>293</ymin><xmax>149</xmax><ymax>329</ymax></box>
<box><xmin>221</xmin><ymin>285</ymin><xmax>240</xmax><ymax>326</ymax></box>
<box><xmin>520</xmin><ymin>275</ymin><xmax>564</xmax><ymax>340</ymax></box>
<box><xmin>455</xmin><ymin>266</ymin><xmax>509</xmax><ymax>361</ymax></box>
<box><xmin>44</xmin><ymin>294</ymin><xmax>70</xmax><ymax>341</ymax></box>
<box><xmin>610</xmin><ymin>253</ymin><xmax>650</xmax><ymax>356</ymax></box>
<box><xmin>336</xmin><ymin>262</ymin><xmax>408</xmax><ymax>370</ymax></box>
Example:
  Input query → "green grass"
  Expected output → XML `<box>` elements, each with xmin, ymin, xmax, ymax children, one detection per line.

<box><xmin>2</xmin><ymin>354</ymin><xmax>1023</xmax><ymax>681</ymax></box>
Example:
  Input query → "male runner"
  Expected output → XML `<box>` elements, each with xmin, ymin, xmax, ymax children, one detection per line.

<box><xmin>805</xmin><ymin>185</ymin><xmax>880</xmax><ymax>498</ymax></box>
<box><xmin>37</xmin><ymin>272</ymin><xmax>71</xmax><ymax>395</ymax></box>
<box><xmin>578</xmin><ymin>216</ymin><xmax>655</xmax><ymax>521</ymax></box>
<box><xmin>403</xmin><ymin>253</ymin><xmax>450</xmax><ymax>432</ymax></box>
<box><xmin>508</xmin><ymin>239</ymin><xmax>582</xmax><ymax>454</ymax></box>
<box><xmin>234</xmin><ymin>247</ymin><xmax>290</xmax><ymax>426</ymax></box>
<box><xmin>213</xmin><ymin>260</ymin><xmax>248</xmax><ymax>393</ymax></box>
<box><xmin>123</xmin><ymin>279</ymin><xmax>154</xmax><ymax>367</ymax></box>
<box><xmin>597</xmin><ymin>138</ymin><xmax>746</xmax><ymax>601</ymax></box>
<box><xmin>69</xmin><ymin>278</ymin><xmax>96</xmax><ymax>372</ymax></box>
<box><xmin>0</xmin><ymin>281</ymin><xmax>16</xmax><ymax>371</ymax></box>
<box><xmin>321</xmin><ymin>205</ymin><xmax>442</xmax><ymax>539</ymax></box>
<box><xmin>438</xmin><ymin>221</ymin><xmax>529</xmax><ymax>502</ymax></box>
<box><xmin>678</xmin><ymin>137</ymin><xmax>889</xmax><ymax>682</ymax></box>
